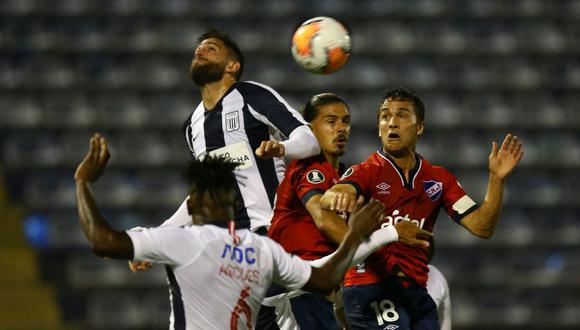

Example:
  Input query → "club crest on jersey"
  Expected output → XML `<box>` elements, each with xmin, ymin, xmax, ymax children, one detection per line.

<box><xmin>307</xmin><ymin>169</ymin><xmax>325</xmax><ymax>184</ymax></box>
<box><xmin>341</xmin><ymin>167</ymin><xmax>354</xmax><ymax>179</ymax></box>
<box><xmin>423</xmin><ymin>180</ymin><xmax>443</xmax><ymax>201</ymax></box>
<box><xmin>225</xmin><ymin>111</ymin><xmax>240</xmax><ymax>132</ymax></box>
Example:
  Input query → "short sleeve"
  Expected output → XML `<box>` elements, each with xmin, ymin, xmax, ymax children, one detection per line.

<box><xmin>337</xmin><ymin>163</ymin><xmax>375</xmax><ymax>198</ymax></box>
<box><xmin>127</xmin><ymin>226</ymin><xmax>203</xmax><ymax>267</ymax></box>
<box><xmin>294</xmin><ymin>165</ymin><xmax>331</xmax><ymax>206</ymax></box>
<box><xmin>441</xmin><ymin>171</ymin><xmax>478</xmax><ymax>222</ymax></box>
<box><xmin>263</xmin><ymin>237</ymin><xmax>312</xmax><ymax>291</ymax></box>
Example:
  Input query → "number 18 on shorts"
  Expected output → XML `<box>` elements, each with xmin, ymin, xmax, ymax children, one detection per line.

<box><xmin>342</xmin><ymin>279</ymin><xmax>439</xmax><ymax>330</ymax></box>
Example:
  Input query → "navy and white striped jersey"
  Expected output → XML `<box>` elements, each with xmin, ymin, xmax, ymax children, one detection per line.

<box><xmin>182</xmin><ymin>81</ymin><xmax>310</xmax><ymax>230</ymax></box>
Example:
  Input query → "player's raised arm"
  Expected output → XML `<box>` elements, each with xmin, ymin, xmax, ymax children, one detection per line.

<box><xmin>256</xmin><ymin>125</ymin><xmax>320</xmax><ymax>159</ymax></box>
<box><xmin>459</xmin><ymin>133</ymin><xmax>524</xmax><ymax>238</ymax></box>
<box><xmin>319</xmin><ymin>183</ymin><xmax>358</xmax><ymax>212</ymax></box>
<box><xmin>75</xmin><ymin>134</ymin><xmax>134</xmax><ymax>259</ymax></box>
<box><xmin>302</xmin><ymin>197</ymin><xmax>384</xmax><ymax>295</ymax></box>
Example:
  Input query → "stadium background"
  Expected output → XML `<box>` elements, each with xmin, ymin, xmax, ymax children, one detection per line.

<box><xmin>1</xmin><ymin>0</ymin><xmax>579</xmax><ymax>329</ymax></box>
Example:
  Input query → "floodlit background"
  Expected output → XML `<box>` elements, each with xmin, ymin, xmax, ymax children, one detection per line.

<box><xmin>1</xmin><ymin>0</ymin><xmax>579</xmax><ymax>329</ymax></box>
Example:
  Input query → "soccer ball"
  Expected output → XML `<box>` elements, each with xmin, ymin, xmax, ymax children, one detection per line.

<box><xmin>291</xmin><ymin>17</ymin><xmax>351</xmax><ymax>74</ymax></box>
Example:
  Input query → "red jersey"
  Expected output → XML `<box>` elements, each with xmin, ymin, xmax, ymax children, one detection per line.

<box><xmin>268</xmin><ymin>155</ymin><xmax>342</xmax><ymax>261</ymax></box>
<box><xmin>340</xmin><ymin>150</ymin><xmax>478</xmax><ymax>287</ymax></box>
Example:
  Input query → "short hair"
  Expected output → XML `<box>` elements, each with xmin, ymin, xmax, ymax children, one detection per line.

<box><xmin>198</xmin><ymin>28</ymin><xmax>244</xmax><ymax>80</ymax></box>
<box><xmin>183</xmin><ymin>155</ymin><xmax>239</xmax><ymax>206</ymax></box>
<box><xmin>379</xmin><ymin>88</ymin><xmax>425</xmax><ymax>122</ymax></box>
<box><xmin>301</xmin><ymin>93</ymin><xmax>349</xmax><ymax>123</ymax></box>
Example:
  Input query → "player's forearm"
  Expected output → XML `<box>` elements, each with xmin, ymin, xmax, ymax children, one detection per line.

<box><xmin>281</xmin><ymin>125</ymin><xmax>320</xmax><ymax>159</ymax></box>
<box><xmin>303</xmin><ymin>232</ymin><xmax>362</xmax><ymax>295</ymax></box>
<box><xmin>310</xmin><ymin>226</ymin><xmax>398</xmax><ymax>268</ymax></box>
<box><xmin>313</xmin><ymin>209</ymin><xmax>348</xmax><ymax>245</ymax></box>
<box><xmin>461</xmin><ymin>175</ymin><xmax>505</xmax><ymax>238</ymax></box>
<box><xmin>76</xmin><ymin>181</ymin><xmax>133</xmax><ymax>259</ymax></box>
<box><xmin>318</xmin><ymin>222</ymin><xmax>348</xmax><ymax>246</ymax></box>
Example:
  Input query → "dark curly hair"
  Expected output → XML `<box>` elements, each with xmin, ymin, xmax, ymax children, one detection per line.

<box><xmin>183</xmin><ymin>155</ymin><xmax>240</xmax><ymax>206</ymax></box>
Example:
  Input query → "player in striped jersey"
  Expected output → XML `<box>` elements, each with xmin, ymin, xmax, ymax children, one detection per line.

<box><xmin>74</xmin><ymin>134</ymin><xmax>387</xmax><ymax>330</ymax></box>
<box><xmin>320</xmin><ymin>88</ymin><xmax>524</xmax><ymax>329</ymax></box>
<box><xmin>160</xmin><ymin>28</ymin><xmax>319</xmax><ymax>233</ymax></box>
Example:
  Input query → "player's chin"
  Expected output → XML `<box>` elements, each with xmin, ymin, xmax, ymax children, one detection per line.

<box><xmin>333</xmin><ymin>146</ymin><xmax>347</xmax><ymax>156</ymax></box>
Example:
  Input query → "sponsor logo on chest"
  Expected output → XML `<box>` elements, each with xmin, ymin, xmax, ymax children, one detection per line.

<box><xmin>381</xmin><ymin>209</ymin><xmax>426</xmax><ymax>229</ymax></box>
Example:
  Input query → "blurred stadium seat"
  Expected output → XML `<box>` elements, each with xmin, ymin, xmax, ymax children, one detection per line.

<box><xmin>1</xmin><ymin>0</ymin><xmax>578</xmax><ymax>329</ymax></box>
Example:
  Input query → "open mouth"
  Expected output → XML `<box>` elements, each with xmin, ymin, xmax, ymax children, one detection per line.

<box><xmin>387</xmin><ymin>133</ymin><xmax>400</xmax><ymax>140</ymax></box>
<box><xmin>334</xmin><ymin>135</ymin><xmax>348</xmax><ymax>145</ymax></box>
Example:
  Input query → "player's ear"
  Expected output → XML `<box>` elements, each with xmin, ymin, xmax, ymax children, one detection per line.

<box><xmin>417</xmin><ymin>121</ymin><xmax>425</xmax><ymax>137</ymax></box>
<box><xmin>226</xmin><ymin>60</ymin><xmax>240</xmax><ymax>76</ymax></box>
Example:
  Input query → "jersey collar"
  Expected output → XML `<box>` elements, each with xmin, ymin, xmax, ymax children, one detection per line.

<box><xmin>376</xmin><ymin>149</ymin><xmax>423</xmax><ymax>190</ymax></box>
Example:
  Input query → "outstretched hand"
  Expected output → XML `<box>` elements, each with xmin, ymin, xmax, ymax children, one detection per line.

<box><xmin>255</xmin><ymin>140</ymin><xmax>285</xmax><ymax>159</ymax></box>
<box><xmin>74</xmin><ymin>133</ymin><xmax>110</xmax><ymax>183</ymax></box>
<box><xmin>488</xmin><ymin>133</ymin><xmax>524</xmax><ymax>180</ymax></box>
<box><xmin>393</xmin><ymin>221</ymin><xmax>433</xmax><ymax>248</ymax></box>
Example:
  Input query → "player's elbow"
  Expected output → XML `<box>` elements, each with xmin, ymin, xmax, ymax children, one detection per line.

<box><xmin>90</xmin><ymin>242</ymin><xmax>111</xmax><ymax>258</ymax></box>
<box><xmin>469</xmin><ymin>227</ymin><xmax>495</xmax><ymax>239</ymax></box>
<box><xmin>304</xmin><ymin>268</ymin><xmax>337</xmax><ymax>295</ymax></box>
<box><xmin>474</xmin><ymin>230</ymin><xmax>494</xmax><ymax>239</ymax></box>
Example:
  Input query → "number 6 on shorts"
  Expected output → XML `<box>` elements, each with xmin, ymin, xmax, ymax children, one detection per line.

<box><xmin>370</xmin><ymin>299</ymin><xmax>399</xmax><ymax>325</ymax></box>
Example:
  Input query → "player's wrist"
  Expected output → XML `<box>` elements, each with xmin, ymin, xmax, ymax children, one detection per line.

<box><xmin>487</xmin><ymin>173</ymin><xmax>505</xmax><ymax>184</ymax></box>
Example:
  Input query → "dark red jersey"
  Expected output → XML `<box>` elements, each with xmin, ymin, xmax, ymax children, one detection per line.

<box><xmin>340</xmin><ymin>150</ymin><xmax>478</xmax><ymax>287</ymax></box>
<box><xmin>268</xmin><ymin>155</ymin><xmax>343</xmax><ymax>261</ymax></box>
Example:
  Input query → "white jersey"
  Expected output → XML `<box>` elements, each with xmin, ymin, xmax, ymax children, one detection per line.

<box><xmin>427</xmin><ymin>265</ymin><xmax>451</xmax><ymax>330</ymax></box>
<box><xmin>127</xmin><ymin>224</ymin><xmax>312</xmax><ymax>330</ymax></box>
<box><xmin>182</xmin><ymin>81</ymin><xmax>310</xmax><ymax>230</ymax></box>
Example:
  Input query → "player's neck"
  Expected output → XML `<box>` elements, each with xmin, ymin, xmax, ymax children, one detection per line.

<box><xmin>384</xmin><ymin>147</ymin><xmax>416</xmax><ymax>178</ymax></box>
<box><xmin>200</xmin><ymin>78</ymin><xmax>236</xmax><ymax>110</ymax></box>
<box><xmin>322</xmin><ymin>151</ymin><xmax>340</xmax><ymax>171</ymax></box>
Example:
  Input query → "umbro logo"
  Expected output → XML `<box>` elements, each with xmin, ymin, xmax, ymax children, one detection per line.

<box><xmin>376</xmin><ymin>182</ymin><xmax>390</xmax><ymax>194</ymax></box>
<box><xmin>383</xmin><ymin>325</ymin><xmax>399</xmax><ymax>330</ymax></box>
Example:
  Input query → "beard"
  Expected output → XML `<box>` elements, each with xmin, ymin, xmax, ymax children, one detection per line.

<box><xmin>189</xmin><ymin>60</ymin><xmax>226</xmax><ymax>86</ymax></box>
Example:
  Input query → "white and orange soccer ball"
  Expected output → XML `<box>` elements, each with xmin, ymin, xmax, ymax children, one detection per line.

<box><xmin>291</xmin><ymin>17</ymin><xmax>351</xmax><ymax>74</ymax></box>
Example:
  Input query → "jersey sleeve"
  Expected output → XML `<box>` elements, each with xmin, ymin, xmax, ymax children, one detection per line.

<box><xmin>336</xmin><ymin>163</ymin><xmax>375</xmax><ymax>198</ymax></box>
<box><xmin>126</xmin><ymin>226</ymin><xmax>202</xmax><ymax>267</ymax></box>
<box><xmin>294</xmin><ymin>164</ymin><xmax>331</xmax><ymax>206</ymax></box>
<box><xmin>264</xmin><ymin>237</ymin><xmax>312</xmax><ymax>291</ymax></box>
<box><xmin>441</xmin><ymin>171</ymin><xmax>478</xmax><ymax>222</ymax></box>
<box><xmin>238</xmin><ymin>81</ymin><xmax>308</xmax><ymax>137</ymax></box>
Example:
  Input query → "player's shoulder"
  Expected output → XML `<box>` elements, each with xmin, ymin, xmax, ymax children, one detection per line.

<box><xmin>190</xmin><ymin>100</ymin><xmax>205</xmax><ymax>115</ymax></box>
<box><xmin>236</xmin><ymin>80</ymin><xmax>279</xmax><ymax>96</ymax></box>
<box><xmin>419</xmin><ymin>156</ymin><xmax>456</xmax><ymax>179</ymax></box>
<box><xmin>289</xmin><ymin>155</ymin><xmax>327</xmax><ymax>174</ymax></box>
<box><xmin>297</xmin><ymin>155</ymin><xmax>336</xmax><ymax>183</ymax></box>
